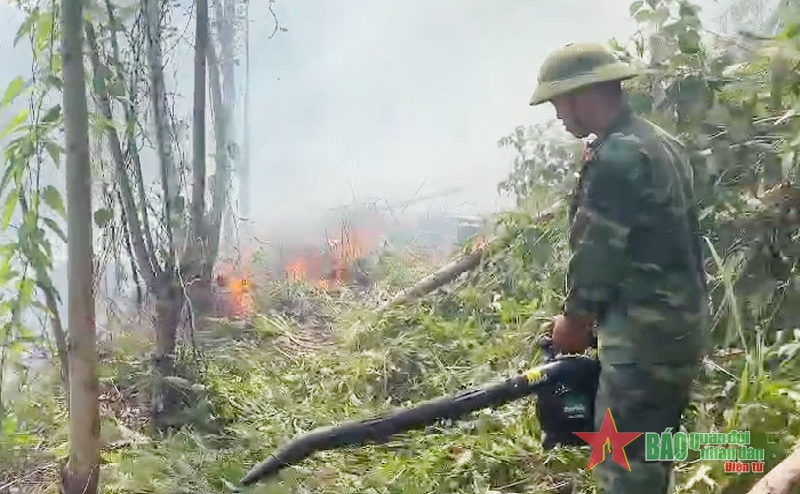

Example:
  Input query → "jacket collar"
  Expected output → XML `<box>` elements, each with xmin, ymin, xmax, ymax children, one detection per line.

<box><xmin>582</xmin><ymin>106</ymin><xmax>633</xmax><ymax>162</ymax></box>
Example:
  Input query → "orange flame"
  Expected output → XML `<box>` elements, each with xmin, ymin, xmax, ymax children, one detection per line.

<box><xmin>286</xmin><ymin>259</ymin><xmax>307</xmax><ymax>281</ymax></box>
<box><xmin>327</xmin><ymin>227</ymin><xmax>372</xmax><ymax>284</ymax></box>
<box><xmin>277</xmin><ymin>226</ymin><xmax>376</xmax><ymax>289</ymax></box>
<box><xmin>217</xmin><ymin>217</ymin><xmax>388</xmax><ymax>297</ymax></box>
<box><xmin>214</xmin><ymin>257</ymin><xmax>256</xmax><ymax>318</ymax></box>
<box><xmin>226</xmin><ymin>274</ymin><xmax>254</xmax><ymax>317</ymax></box>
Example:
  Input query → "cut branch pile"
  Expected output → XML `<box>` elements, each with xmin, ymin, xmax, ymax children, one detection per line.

<box><xmin>379</xmin><ymin>200</ymin><xmax>564</xmax><ymax>311</ymax></box>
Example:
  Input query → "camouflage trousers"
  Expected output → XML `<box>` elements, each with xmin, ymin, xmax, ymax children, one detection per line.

<box><xmin>591</xmin><ymin>361</ymin><xmax>700</xmax><ymax>494</ymax></box>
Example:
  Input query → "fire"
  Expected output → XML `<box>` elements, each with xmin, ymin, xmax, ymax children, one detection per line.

<box><xmin>328</xmin><ymin>236</ymin><xmax>362</xmax><ymax>284</ymax></box>
<box><xmin>209</xmin><ymin>220</ymin><xmax>382</xmax><ymax>318</ymax></box>
<box><xmin>280</xmin><ymin>225</ymin><xmax>376</xmax><ymax>288</ymax></box>
<box><xmin>214</xmin><ymin>258</ymin><xmax>256</xmax><ymax>319</ymax></box>
<box><xmin>227</xmin><ymin>275</ymin><xmax>254</xmax><ymax>317</ymax></box>
<box><xmin>286</xmin><ymin>259</ymin><xmax>307</xmax><ymax>281</ymax></box>
<box><xmin>209</xmin><ymin>216</ymin><xmax>387</xmax><ymax>311</ymax></box>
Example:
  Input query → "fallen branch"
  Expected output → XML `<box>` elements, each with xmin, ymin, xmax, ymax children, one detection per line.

<box><xmin>380</xmin><ymin>246</ymin><xmax>485</xmax><ymax>309</ymax></box>
<box><xmin>745</xmin><ymin>440</ymin><xmax>800</xmax><ymax>494</ymax></box>
<box><xmin>0</xmin><ymin>463</ymin><xmax>57</xmax><ymax>492</ymax></box>
<box><xmin>379</xmin><ymin>181</ymin><xmax>800</xmax><ymax>314</ymax></box>
<box><xmin>379</xmin><ymin>200</ymin><xmax>564</xmax><ymax>311</ymax></box>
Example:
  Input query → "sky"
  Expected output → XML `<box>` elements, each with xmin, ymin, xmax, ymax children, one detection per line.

<box><xmin>0</xmin><ymin>0</ymin><xmax>732</xmax><ymax>225</ymax></box>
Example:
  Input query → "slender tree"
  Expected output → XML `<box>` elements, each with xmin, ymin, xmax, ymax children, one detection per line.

<box><xmin>59</xmin><ymin>0</ymin><xmax>100</xmax><ymax>491</ymax></box>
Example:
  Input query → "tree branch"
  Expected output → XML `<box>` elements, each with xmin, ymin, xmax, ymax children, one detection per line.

<box><xmin>204</xmin><ymin>33</ymin><xmax>228</xmax><ymax>277</ymax></box>
<box><xmin>104</xmin><ymin>0</ymin><xmax>158</xmax><ymax>267</ymax></box>
<box><xmin>143</xmin><ymin>0</ymin><xmax>181</xmax><ymax>262</ymax></box>
<box><xmin>85</xmin><ymin>23</ymin><xmax>159</xmax><ymax>289</ymax></box>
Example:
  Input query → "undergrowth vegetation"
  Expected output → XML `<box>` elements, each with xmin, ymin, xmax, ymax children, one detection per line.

<box><xmin>4</xmin><ymin>235</ymin><xmax>797</xmax><ymax>494</ymax></box>
<box><xmin>4</xmin><ymin>0</ymin><xmax>800</xmax><ymax>493</ymax></box>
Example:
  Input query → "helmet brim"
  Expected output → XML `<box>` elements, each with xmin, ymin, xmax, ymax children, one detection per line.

<box><xmin>528</xmin><ymin>62</ymin><xmax>644</xmax><ymax>106</ymax></box>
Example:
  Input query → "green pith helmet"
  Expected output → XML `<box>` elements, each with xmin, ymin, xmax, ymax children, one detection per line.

<box><xmin>529</xmin><ymin>42</ymin><xmax>640</xmax><ymax>106</ymax></box>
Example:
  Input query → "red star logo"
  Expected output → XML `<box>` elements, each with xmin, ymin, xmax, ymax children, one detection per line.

<box><xmin>573</xmin><ymin>408</ymin><xmax>643</xmax><ymax>471</ymax></box>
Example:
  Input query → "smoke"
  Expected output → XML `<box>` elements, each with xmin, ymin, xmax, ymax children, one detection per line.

<box><xmin>245</xmin><ymin>0</ymin><xmax>642</xmax><ymax>224</ymax></box>
<box><xmin>0</xmin><ymin>0</ymin><xmax>728</xmax><ymax>333</ymax></box>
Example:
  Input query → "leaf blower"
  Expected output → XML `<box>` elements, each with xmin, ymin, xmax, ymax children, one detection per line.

<box><xmin>239</xmin><ymin>336</ymin><xmax>600</xmax><ymax>487</ymax></box>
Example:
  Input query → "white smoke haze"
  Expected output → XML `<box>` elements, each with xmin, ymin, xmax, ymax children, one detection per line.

<box><xmin>0</xmin><ymin>0</ymin><xmax>730</xmax><ymax>331</ymax></box>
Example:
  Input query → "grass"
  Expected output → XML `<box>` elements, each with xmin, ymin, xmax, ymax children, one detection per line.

<box><xmin>1</xmin><ymin>243</ymin><xmax>800</xmax><ymax>494</ymax></box>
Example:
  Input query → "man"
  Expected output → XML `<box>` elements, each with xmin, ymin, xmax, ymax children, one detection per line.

<box><xmin>528</xmin><ymin>43</ymin><xmax>709</xmax><ymax>493</ymax></box>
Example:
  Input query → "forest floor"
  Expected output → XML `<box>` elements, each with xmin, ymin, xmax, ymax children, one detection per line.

<box><xmin>1</xmin><ymin>246</ymin><xmax>798</xmax><ymax>494</ymax></box>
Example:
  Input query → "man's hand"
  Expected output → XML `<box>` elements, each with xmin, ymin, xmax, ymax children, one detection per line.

<box><xmin>550</xmin><ymin>313</ymin><xmax>594</xmax><ymax>354</ymax></box>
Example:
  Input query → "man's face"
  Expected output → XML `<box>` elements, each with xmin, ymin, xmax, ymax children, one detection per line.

<box><xmin>550</xmin><ymin>92</ymin><xmax>591</xmax><ymax>138</ymax></box>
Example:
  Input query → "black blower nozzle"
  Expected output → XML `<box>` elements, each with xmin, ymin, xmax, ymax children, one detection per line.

<box><xmin>239</xmin><ymin>337</ymin><xmax>599</xmax><ymax>487</ymax></box>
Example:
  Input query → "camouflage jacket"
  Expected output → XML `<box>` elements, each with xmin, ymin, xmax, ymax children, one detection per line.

<box><xmin>565</xmin><ymin>110</ymin><xmax>708</xmax><ymax>364</ymax></box>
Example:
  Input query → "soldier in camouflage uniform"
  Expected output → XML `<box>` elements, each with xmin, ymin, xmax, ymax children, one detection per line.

<box><xmin>528</xmin><ymin>43</ymin><xmax>709</xmax><ymax>493</ymax></box>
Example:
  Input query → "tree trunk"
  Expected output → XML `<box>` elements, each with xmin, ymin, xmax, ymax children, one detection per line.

<box><xmin>60</xmin><ymin>0</ymin><xmax>100</xmax><ymax>491</ymax></box>
<box><xmin>204</xmin><ymin>0</ymin><xmax>234</xmax><ymax>271</ymax></box>
<box><xmin>150</xmin><ymin>277</ymin><xmax>183</xmax><ymax>429</ymax></box>
<box><xmin>183</xmin><ymin>0</ymin><xmax>214</xmax><ymax>331</ymax></box>
<box><xmin>240</xmin><ymin>0</ymin><xmax>250</xmax><ymax>231</ymax></box>
<box><xmin>190</xmin><ymin>0</ymin><xmax>208</xmax><ymax>243</ymax></box>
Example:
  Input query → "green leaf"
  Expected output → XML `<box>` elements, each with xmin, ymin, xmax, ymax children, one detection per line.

<box><xmin>17</xmin><ymin>277</ymin><xmax>35</xmax><ymax>307</ymax></box>
<box><xmin>0</xmin><ymin>242</ymin><xmax>18</xmax><ymax>258</ymax></box>
<box><xmin>45</xmin><ymin>74</ymin><xmax>63</xmax><ymax>90</ymax></box>
<box><xmin>651</xmin><ymin>6</ymin><xmax>670</xmax><ymax>25</ymax></box>
<box><xmin>678</xmin><ymin>29</ymin><xmax>701</xmax><ymax>54</ymax></box>
<box><xmin>0</xmin><ymin>258</ymin><xmax>16</xmax><ymax>286</ymax></box>
<box><xmin>108</xmin><ymin>78</ymin><xmax>127</xmax><ymax>98</ymax></box>
<box><xmin>2</xmin><ymin>412</ymin><xmax>18</xmax><ymax>435</ymax></box>
<box><xmin>629</xmin><ymin>0</ymin><xmax>644</xmax><ymax>16</ymax></box>
<box><xmin>93</xmin><ymin>208</ymin><xmax>113</xmax><ymax>228</ymax></box>
<box><xmin>43</xmin><ymin>217</ymin><xmax>67</xmax><ymax>243</ymax></box>
<box><xmin>35</xmin><ymin>11</ymin><xmax>54</xmax><ymax>52</ymax></box>
<box><xmin>1</xmin><ymin>76</ymin><xmax>25</xmax><ymax>108</ymax></box>
<box><xmin>2</xmin><ymin>192</ymin><xmax>18</xmax><ymax>229</ymax></box>
<box><xmin>0</xmin><ymin>108</ymin><xmax>29</xmax><ymax>141</ymax></box>
<box><xmin>42</xmin><ymin>185</ymin><xmax>66</xmax><ymax>218</ymax></box>
<box><xmin>0</xmin><ymin>160</ymin><xmax>22</xmax><ymax>196</ymax></box>
<box><xmin>14</xmin><ymin>8</ymin><xmax>38</xmax><ymax>46</ymax></box>
<box><xmin>634</xmin><ymin>8</ymin><xmax>653</xmax><ymax>23</ymax></box>
<box><xmin>44</xmin><ymin>141</ymin><xmax>62</xmax><ymax>165</ymax></box>
<box><xmin>678</xmin><ymin>1</ymin><xmax>700</xmax><ymax>19</ymax></box>
<box><xmin>41</xmin><ymin>104</ymin><xmax>62</xmax><ymax>125</ymax></box>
